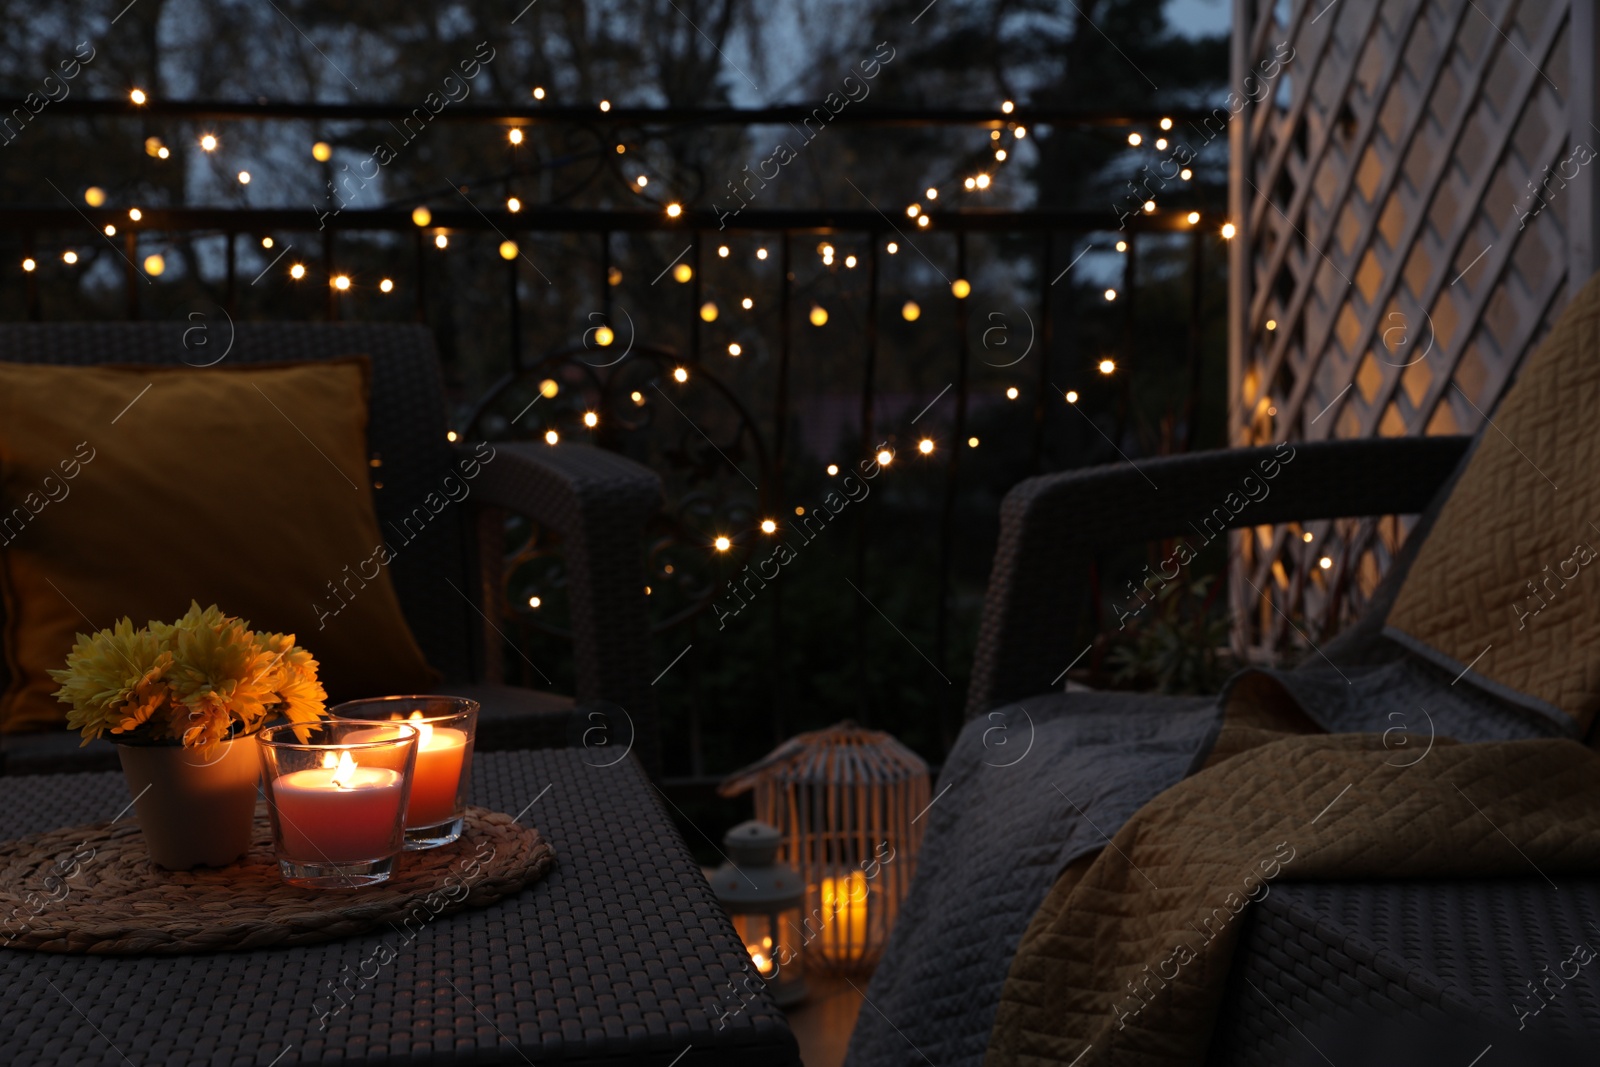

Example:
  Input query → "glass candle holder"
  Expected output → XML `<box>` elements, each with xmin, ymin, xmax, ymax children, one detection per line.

<box><xmin>329</xmin><ymin>695</ymin><xmax>479</xmax><ymax>850</ymax></box>
<box><xmin>257</xmin><ymin>721</ymin><xmax>418</xmax><ymax>889</ymax></box>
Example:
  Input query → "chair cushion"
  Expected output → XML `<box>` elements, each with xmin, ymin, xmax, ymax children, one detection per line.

<box><xmin>0</xmin><ymin>358</ymin><xmax>439</xmax><ymax>732</ymax></box>
<box><xmin>1386</xmin><ymin>270</ymin><xmax>1600</xmax><ymax>733</ymax></box>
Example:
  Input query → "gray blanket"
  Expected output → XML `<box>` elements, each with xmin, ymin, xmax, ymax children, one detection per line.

<box><xmin>843</xmin><ymin>653</ymin><xmax>1573</xmax><ymax>1067</ymax></box>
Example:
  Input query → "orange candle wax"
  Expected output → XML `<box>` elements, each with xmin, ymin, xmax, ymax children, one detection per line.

<box><xmin>406</xmin><ymin>723</ymin><xmax>469</xmax><ymax>826</ymax></box>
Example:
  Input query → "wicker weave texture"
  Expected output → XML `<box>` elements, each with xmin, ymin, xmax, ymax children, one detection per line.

<box><xmin>1206</xmin><ymin>878</ymin><xmax>1600</xmax><ymax>1064</ymax></box>
<box><xmin>0</xmin><ymin>750</ymin><xmax>799</xmax><ymax>1066</ymax></box>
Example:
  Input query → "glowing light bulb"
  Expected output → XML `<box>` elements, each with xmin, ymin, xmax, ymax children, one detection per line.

<box><xmin>539</xmin><ymin>379</ymin><xmax>560</xmax><ymax>398</ymax></box>
<box><xmin>965</xmin><ymin>177</ymin><xmax>977</xmax><ymax>190</ymax></box>
<box><xmin>312</xmin><ymin>141</ymin><xmax>332</xmax><ymax>162</ymax></box>
<box><xmin>1098</xmin><ymin>358</ymin><xmax>1117</xmax><ymax>375</ymax></box>
<box><xmin>826</xmin><ymin>464</ymin><xmax>839</xmax><ymax>476</ymax></box>
<box><xmin>583</xmin><ymin>411</ymin><xmax>599</xmax><ymax>428</ymax></box>
<box><xmin>260</xmin><ymin>237</ymin><xmax>274</xmax><ymax>250</ymax></box>
<box><xmin>995</xmin><ymin>149</ymin><xmax>1007</xmax><ymax>161</ymax></box>
<box><xmin>507</xmin><ymin>196</ymin><xmax>522</xmax><ymax>212</ymax></box>
<box><xmin>599</xmin><ymin>99</ymin><xmax>611</xmax><ymax>112</ymax></box>
<box><xmin>21</xmin><ymin>258</ymin><xmax>35</xmax><ymax>272</ymax></box>
<box><xmin>718</xmin><ymin>245</ymin><xmax>730</xmax><ymax>257</ymax></box>
<box><xmin>499</xmin><ymin>240</ymin><xmax>518</xmax><ymax>260</ymax></box>
<box><xmin>332</xmin><ymin>274</ymin><xmax>351</xmax><ymax>291</ymax></box>
<box><xmin>843</xmin><ymin>255</ymin><xmax>856</xmax><ymax>269</ymax></box>
<box><xmin>1143</xmin><ymin>200</ymin><xmax>1156</xmax><ymax>213</ymax></box>
<box><xmin>1181</xmin><ymin>168</ymin><xmax>1193</xmax><ymax>181</ymax></box>
<box><xmin>727</xmin><ymin>342</ymin><xmax>742</xmax><ymax>356</ymax></box>
<box><xmin>237</xmin><ymin>170</ymin><xmax>251</xmax><ymax>184</ymax></box>
<box><xmin>700</xmin><ymin>302</ymin><xmax>718</xmax><ymax>322</ymax></box>
<box><xmin>84</xmin><ymin>186</ymin><xmax>105</xmax><ymax>207</ymax></box>
<box><xmin>1128</xmin><ymin>132</ymin><xmax>1142</xmax><ymax>146</ymax></box>
<box><xmin>289</xmin><ymin>263</ymin><xmax>306</xmax><ymax>279</ymax></box>
<box><xmin>1002</xmin><ymin>100</ymin><xmax>1014</xmax><ymax>114</ymax></box>
<box><xmin>128</xmin><ymin>208</ymin><xmax>142</xmax><ymax>221</ymax></box>
<box><xmin>1015</xmin><ymin>125</ymin><xmax>1027</xmax><ymax>138</ymax></box>
<box><xmin>412</xmin><ymin>206</ymin><xmax>432</xmax><ymax>227</ymax></box>
<box><xmin>157</xmin><ymin>147</ymin><xmax>169</xmax><ymax>159</ymax></box>
<box><xmin>926</xmin><ymin>187</ymin><xmax>938</xmax><ymax>199</ymax></box>
<box><xmin>673</xmin><ymin>262</ymin><xmax>693</xmax><ymax>283</ymax></box>
<box><xmin>714</xmin><ymin>536</ymin><xmax>731</xmax><ymax>552</ymax></box>
<box><xmin>756</xmin><ymin>247</ymin><xmax>768</xmax><ymax>260</ymax></box>
<box><xmin>968</xmin><ymin>437</ymin><xmax>980</xmax><ymax>448</ymax></box>
<box><xmin>1187</xmin><ymin>211</ymin><xmax>1201</xmax><ymax>224</ymax></box>
<box><xmin>1302</xmin><ymin>531</ymin><xmax>1314</xmax><ymax>543</ymax></box>
<box><xmin>528</xmin><ymin>595</ymin><xmax>542</xmax><ymax>608</ymax></box>
<box><xmin>876</xmin><ymin>449</ymin><xmax>894</xmax><ymax>467</ymax></box>
<box><xmin>741</xmin><ymin>297</ymin><xmax>753</xmax><ymax>309</ymax></box>
<box><xmin>886</xmin><ymin>242</ymin><xmax>898</xmax><ymax>254</ymax></box>
<box><xmin>532</xmin><ymin>86</ymin><xmax>545</xmax><ymax>100</ymax></box>
<box><xmin>129</xmin><ymin>87</ymin><xmax>148</xmax><ymax>105</ymax></box>
<box><xmin>1104</xmin><ymin>288</ymin><xmax>1117</xmax><ymax>301</ymax></box>
<box><xmin>975</xmin><ymin>174</ymin><xmax>991</xmax><ymax>189</ymax></box>
<box><xmin>508</xmin><ymin>128</ymin><xmax>524</xmax><ymax>145</ymax></box>
<box><xmin>631</xmin><ymin>391</ymin><xmax>644</xmax><ymax>404</ymax></box>
<box><xmin>902</xmin><ymin>300</ymin><xmax>921</xmax><ymax>321</ymax></box>
<box><xmin>1066</xmin><ymin>390</ymin><xmax>1079</xmax><ymax>403</ymax></box>
<box><xmin>379</xmin><ymin>278</ymin><xmax>394</xmax><ymax>293</ymax></box>
<box><xmin>143</xmin><ymin>254</ymin><xmax>165</xmax><ymax>276</ymax></box>
<box><xmin>951</xmin><ymin>278</ymin><xmax>971</xmax><ymax>299</ymax></box>
<box><xmin>1006</xmin><ymin>386</ymin><xmax>1019</xmax><ymax>399</ymax></box>
<box><xmin>1160</xmin><ymin>117</ymin><xmax>1173</xmax><ymax>130</ymax></box>
<box><xmin>760</xmin><ymin>519</ymin><xmax>777</xmax><ymax>534</ymax></box>
<box><xmin>446</xmin><ymin>430</ymin><xmax>458</xmax><ymax>442</ymax></box>
<box><xmin>1319</xmin><ymin>556</ymin><xmax>1333</xmax><ymax>570</ymax></box>
<box><xmin>666</xmin><ymin>202</ymin><xmax>683</xmax><ymax>218</ymax></box>
<box><xmin>636</xmin><ymin>175</ymin><xmax>648</xmax><ymax>187</ymax></box>
<box><xmin>199</xmin><ymin>134</ymin><xmax>218</xmax><ymax>152</ymax></box>
<box><xmin>809</xmin><ymin>305</ymin><xmax>828</xmax><ymax>327</ymax></box>
<box><xmin>916</xmin><ymin>216</ymin><xmax>930</xmax><ymax>228</ymax></box>
<box><xmin>906</xmin><ymin>204</ymin><xmax>920</xmax><ymax>218</ymax></box>
<box><xmin>103</xmin><ymin>224</ymin><xmax>116</xmax><ymax>236</ymax></box>
<box><xmin>615</xmin><ymin>144</ymin><xmax>625</xmax><ymax>153</ymax></box>
<box><xmin>545</xmin><ymin>429</ymin><xmax>559</xmax><ymax>445</ymax></box>
<box><xmin>1265</xmin><ymin>319</ymin><xmax>1277</xmax><ymax>331</ymax></box>
<box><xmin>1221</xmin><ymin>222</ymin><xmax>1237</xmax><ymax>239</ymax></box>
<box><xmin>435</xmin><ymin>234</ymin><xmax>449</xmax><ymax>249</ymax></box>
<box><xmin>1115</xmin><ymin>240</ymin><xmax>1127</xmax><ymax>252</ymax></box>
<box><xmin>1156</xmin><ymin>138</ymin><xmax>1168</xmax><ymax>150</ymax></box>
<box><xmin>593</xmin><ymin>325</ymin><xmax>615</xmax><ymax>346</ymax></box>
<box><xmin>918</xmin><ymin>438</ymin><xmax>934</xmax><ymax>455</ymax></box>
<box><xmin>673</xmin><ymin>366</ymin><xmax>689</xmax><ymax>383</ymax></box>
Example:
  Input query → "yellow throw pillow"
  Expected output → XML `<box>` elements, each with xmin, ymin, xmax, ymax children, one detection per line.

<box><xmin>0</xmin><ymin>358</ymin><xmax>439</xmax><ymax>733</ymax></box>
<box><xmin>1386</xmin><ymin>271</ymin><xmax>1600</xmax><ymax>732</ymax></box>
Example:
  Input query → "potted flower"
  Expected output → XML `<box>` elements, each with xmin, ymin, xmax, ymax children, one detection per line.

<box><xmin>49</xmin><ymin>602</ymin><xmax>326</xmax><ymax>869</ymax></box>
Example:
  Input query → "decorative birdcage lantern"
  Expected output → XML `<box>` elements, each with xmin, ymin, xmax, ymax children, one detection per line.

<box><xmin>719</xmin><ymin>721</ymin><xmax>930</xmax><ymax>974</ymax></box>
<box><xmin>709</xmin><ymin>820</ymin><xmax>809</xmax><ymax>1006</ymax></box>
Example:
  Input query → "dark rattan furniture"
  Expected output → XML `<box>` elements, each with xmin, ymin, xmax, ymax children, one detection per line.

<box><xmin>0</xmin><ymin>749</ymin><xmax>800</xmax><ymax>1066</ymax></box>
<box><xmin>0</xmin><ymin>324</ymin><xmax>663</xmax><ymax>775</ymax></box>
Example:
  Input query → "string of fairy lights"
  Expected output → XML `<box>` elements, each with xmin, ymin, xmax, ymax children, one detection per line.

<box><xmin>17</xmin><ymin>86</ymin><xmax>1234</xmax><ymax>569</ymax></box>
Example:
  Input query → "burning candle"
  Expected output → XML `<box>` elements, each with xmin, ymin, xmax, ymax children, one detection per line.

<box><xmin>271</xmin><ymin>751</ymin><xmax>406</xmax><ymax>863</ymax></box>
<box><xmin>819</xmin><ymin>871</ymin><xmax>869</xmax><ymax>963</ymax></box>
<box><xmin>402</xmin><ymin>711</ymin><xmax>470</xmax><ymax>827</ymax></box>
<box><xmin>747</xmin><ymin>935</ymin><xmax>777</xmax><ymax>977</ymax></box>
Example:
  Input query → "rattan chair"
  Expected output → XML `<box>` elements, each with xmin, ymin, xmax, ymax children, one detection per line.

<box><xmin>0</xmin><ymin>323</ymin><xmax>663</xmax><ymax>775</ymax></box>
<box><xmin>962</xmin><ymin>433</ymin><xmax>1600</xmax><ymax>1059</ymax></box>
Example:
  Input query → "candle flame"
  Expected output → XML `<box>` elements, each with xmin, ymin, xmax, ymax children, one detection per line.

<box><xmin>330</xmin><ymin>750</ymin><xmax>358</xmax><ymax>789</ymax></box>
<box><xmin>322</xmin><ymin>752</ymin><xmax>338</xmax><ymax>769</ymax></box>
<box><xmin>408</xmin><ymin>709</ymin><xmax>433</xmax><ymax>746</ymax></box>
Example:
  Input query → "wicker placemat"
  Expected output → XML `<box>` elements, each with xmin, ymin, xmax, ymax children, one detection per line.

<box><xmin>0</xmin><ymin>805</ymin><xmax>554</xmax><ymax>955</ymax></box>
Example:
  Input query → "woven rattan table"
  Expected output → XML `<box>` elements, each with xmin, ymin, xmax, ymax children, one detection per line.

<box><xmin>0</xmin><ymin>750</ymin><xmax>800</xmax><ymax>1067</ymax></box>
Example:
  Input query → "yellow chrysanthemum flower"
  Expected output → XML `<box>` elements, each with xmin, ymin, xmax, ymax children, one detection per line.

<box><xmin>50</xmin><ymin>601</ymin><xmax>327</xmax><ymax>753</ymax></box>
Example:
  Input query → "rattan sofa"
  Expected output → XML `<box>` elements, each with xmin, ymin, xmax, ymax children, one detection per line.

<box><xmin>0</xmin><ymin>323</ymin><xmax>663</xmax><ymax>776</ymax></box>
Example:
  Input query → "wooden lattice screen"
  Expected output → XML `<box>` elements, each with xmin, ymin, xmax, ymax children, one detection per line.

<box><xmin>1227</xmin><ymin>0</ymin><xmax>1600</xmax><ymax>657</ymax></box>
